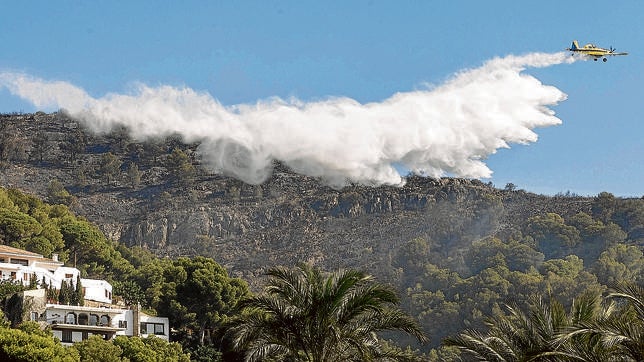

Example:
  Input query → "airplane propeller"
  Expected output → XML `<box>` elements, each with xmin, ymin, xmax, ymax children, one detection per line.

<box><xmin>609</xmin><ymin>46</ymin><xmax>616</xmax><ymax>53</ymax></box>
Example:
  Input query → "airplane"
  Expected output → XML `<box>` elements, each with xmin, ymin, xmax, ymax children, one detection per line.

<box><xmin>567</xmin><ymin>40</ymin><xmax>628</xmax><ymax>62</ymax></box>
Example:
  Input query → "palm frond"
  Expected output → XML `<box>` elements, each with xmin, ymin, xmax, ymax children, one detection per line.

<box><xmin>231</xmin><ymin>264</ymin><xmax>426</xmax><ymax>361</ymax></box>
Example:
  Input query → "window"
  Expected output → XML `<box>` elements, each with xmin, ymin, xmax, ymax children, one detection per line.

<box><xmin>62</xmin><ymin>330</ymin><xmax>72</xmax><ymax>343</ymax></box>
<box><xmin>23</xmin><ymin>273</ymin><xmax>29</xmax><ymax>281</ymax></box>
<box><xmin>10</xmin><ymin>272</ymin><xmax>16</xmax><ymax>280</ymax></box>
<box><xmin>100</xmin><ymin>315</ymin><xmax>110</xmax><ymax>326</ymax></box>
<box><xmin>140</xmin><ymin>322</ymin><xmax>165</xmax><ymax>335</ymax></box>
<box><xmin>82</xmin><ymin>332</ymin><xmax>88</xmax><ymax>341</ymax></box>
<box><xmin>154</xmin><ymin>323</ymin><xmax>164</xmax><ymax>335</ymax></box>
<box><xmin>78</xmin><ymin>313</ymin><xmax>88</xmax><ymax>326</ymax></box>
<box><xmin>12</xmin><ymin>259</ymin><xmax>28</xmax><ymax>266</ymax></box>
<box><xmin>89</xmin><ymin>314</ymin><xmax>98</xmax><ymax>326</ymax></box>
<box><xmin>65</xmin><ymin>313</ymin><xmax>76</xmax><ymax>324</ymax></box>
<box><xmin>30</xmin><ymin>312</ymin><xmax>39</xmax><ymax>321</ymax></box>
<box><xmin>65</xmin><ymin>273</ymin><xmax>73</xmax><ymax>279</ymax></box>
<box><xmin>118</xmin><ymin>320</ymin><xmax>127</xmax><ymax>329</ymax></box>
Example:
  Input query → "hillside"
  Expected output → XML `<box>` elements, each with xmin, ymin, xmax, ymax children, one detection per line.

<box><xmin>2</xmin><ymin>112</ymin><xmax>643</xmax><ymax>355</ymax></box>
<box><xmin>0</xmin><ymin>112</ymin><xmax>604</xmax><ymax>282</ymax></box>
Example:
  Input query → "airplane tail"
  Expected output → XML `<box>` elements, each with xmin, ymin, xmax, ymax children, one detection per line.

<box><xmin>569</xmin><ymin>40</ymin><xmax>580</xmax><ymax>50</ymax></box>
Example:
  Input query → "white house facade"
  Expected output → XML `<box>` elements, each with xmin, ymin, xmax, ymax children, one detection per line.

<box><xmin>0</xmin><ymin>245</ymin><xmax>169</xmax><ymax>344</ymax></box>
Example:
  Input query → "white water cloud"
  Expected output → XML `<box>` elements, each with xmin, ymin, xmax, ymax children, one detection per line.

<box><xmin>0</xmin><ymin>52</ymin><xmax>576</xmax><ymax>187</ymax></box>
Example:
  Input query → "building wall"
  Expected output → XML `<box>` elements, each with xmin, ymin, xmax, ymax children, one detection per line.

<box><xmin>32</xmin><ymin>303</ymin><xmax>170</xmax><ymax>343</ymax></box>
<box><xmin>113</xmin><ymin>310</ymin><xmax>134</xmax><ymax>337</ymax></box>
<box><xmin>80</xmin><ymin>278</ymin><xmax>112</xmax><ymax>304</ymax></box>
<box><xmin>0</xmin><ymin>263</ymin><xmax>112</xmax><ymax>305</ymax></box>
<box><xmin>139</xmin><ymin>313</ymin><xmax>170</xmax><ymax>341</ymax></box>
<box><xmin>8</xmin><ymin>246</ymin><xmax>170</xmax><ymax>345</ymax></box>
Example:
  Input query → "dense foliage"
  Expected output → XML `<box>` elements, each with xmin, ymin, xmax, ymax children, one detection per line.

<box><xmin>229</xmin><ymin>264</ymin><xmax>427</xmax><ymax>361</ymax></box>
<box><xmin>0</xmin><ymin>317</ymin><xmax>190</xmax><ymax>362</ymax></box>
<box><xmin>0</xmin><ymin>187</ymin><xmax>249</xmax><ymax>359</ymax></box>
<box><xmin>444</xmin><ymin>283</ymin><xmax>644</xmax><ymax>361</ymax></box>
<box><xmin>386</xmin><ymin>192</ymin><xmax>644</xmax><ymax>357</ymax></box>
<box><xmin>0</xmin><ymin>185</ymin><xmax>642</xmax><ymax>360</ymax></box>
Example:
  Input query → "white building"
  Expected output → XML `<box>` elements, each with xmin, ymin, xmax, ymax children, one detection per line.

<box><xmin>0</xmin><ymin>245</ymin><xmax>169</xmax><ymax>344</ymax></box>
<box><xmin>0</xmin><ymin>245</ymin><xmax>111</xmax><ymax>304</ymax></box>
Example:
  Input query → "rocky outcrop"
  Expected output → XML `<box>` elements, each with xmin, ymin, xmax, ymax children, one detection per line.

<box><xmin>0</xmin><ymin>112</ymin><xmax>597</xmax><ymax>287</ymax></box>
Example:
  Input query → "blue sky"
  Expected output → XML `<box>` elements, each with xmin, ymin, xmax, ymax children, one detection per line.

<box><xmin>1</xmin><ymin>1</ymin><xmax>642</xmax><ymax>196</ymax></box>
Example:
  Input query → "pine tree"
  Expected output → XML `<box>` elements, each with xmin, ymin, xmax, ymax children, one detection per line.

<box><xmin>28</xmin><ymin>273</ymin><xmax>37</xmax><ymax>289</ymax></box>
<box><xmin>72</xmin><ymin>275</ymin><xmax>84</xmax><ymax>306</ymax></box>
<box><xmin>58</xmin><ymin>280</ymin><xmax>70</xmax><ymax>305</ymax></box>
<box><xmin>46</xmin><ymin>282</ymin><xmax>57</xmax><ymax>303</ymax></box>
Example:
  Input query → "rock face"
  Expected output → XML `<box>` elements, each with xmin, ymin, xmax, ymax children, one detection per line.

<box><xmin>0</xmin><ymin>112</ymin><xmax>594</xmax><ymax>286</ymax></box>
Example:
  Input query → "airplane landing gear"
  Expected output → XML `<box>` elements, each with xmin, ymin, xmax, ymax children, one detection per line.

<box><xmin>603</xmin><ymin>58</ymin><xmax>607</xmax><ymax>62</ymax></box>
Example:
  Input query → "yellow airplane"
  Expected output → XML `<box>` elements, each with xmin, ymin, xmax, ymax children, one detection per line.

<box><xmin>567</xmin><ymin>40</ymin><xmax>628</xmax><ymax>62</ymax></box>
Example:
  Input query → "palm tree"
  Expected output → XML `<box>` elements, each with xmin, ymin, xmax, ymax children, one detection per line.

<box><xmin>229</xmin><ymin>264</ymin><xmax>428</xmax><ymax>361</ymax></box>
<box><xmin>558</xmin><ymin>283</ymin><xmax>644</xmax><ymax>361</ymax></box>
<box><xmin>604</xmin><ymin>283</ymin><xmax>644</xmax><ymax>360</ymax></box>
<box><xmin>443</xmin><ymin>293</ymin><xmax>607</xmax><ymax>361</ymax></box>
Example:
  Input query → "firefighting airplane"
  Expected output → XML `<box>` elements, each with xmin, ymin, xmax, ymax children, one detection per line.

<box><xmin>567</xmin><ymin>40</ymin><xmax>628</xmax><ymax>62</ymax></box>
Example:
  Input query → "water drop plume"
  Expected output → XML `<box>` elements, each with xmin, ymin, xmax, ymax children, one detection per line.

<box><xmin>0</xmin><ymin>52</ymin><xmax>576</xmax><ymax>187</ymax></box>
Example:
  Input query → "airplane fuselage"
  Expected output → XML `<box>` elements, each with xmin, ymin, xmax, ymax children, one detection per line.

<box><xmin>567</xmin><ymin>40</ymin><xmax>627</xmax><ymax>62</ymax></box>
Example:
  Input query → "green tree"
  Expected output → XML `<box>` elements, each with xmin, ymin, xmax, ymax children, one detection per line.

<box><xmin>70</xmin><ymin>275</ymin><xmax>84</xmax><ymax>306</ymax></box>
<box><xmin>0</xmin><ymin>323</ymin><xmax>79</xmax><ymax>361</ymax></box>
<box><xmin>46</xmin><ymin>180</ymin><xmax>76</xmax><ymax>207</ymax></box>
<box><xmin>567</xmin><ymin>212</ymin><xmax>626</xmax><ymax>262</ymax></box>
<box><xmin>444</xmin><ymin>293</ymin><xmax>607</xmax><ymax>361</ymax></box>
<box><xmin>593</xmin><ymin>244</ymin><xmax>644</xmax><ymax>285</ymax></box>
<box><xmin>73</xmin><ymin>335</ymin><xmax>124</xmax><ymax>362</ymax></box>
<box><xmin>141</xmin><ymin>140</ymin><xmax>164</xmax><ymax>166</ymax></box>
<box><xmin>525</xmin><ymin>213</ymin><xmax>580</xmax><ymax>259</ymax></box>
<box><xmin>600</xmin><ymin>283</ymin><xmax>644</xmax><ymax>361</ymax></box>
<box><xmin>0</xmin><ymin>209</ymin><xmax>43</xmax><ymax>246</ymax></box>
<box><xmin>558</xmin><ymin>283</ymin><xmax>644</xmax><ymax>361</ymax></box>
<box><xmin>394</xmin><ymin>237</ymin><xmax>431</xmax><ymax>282</ymax></box>
<box><xmin>59</xmin><ymin>219</ymin><xmax>134</xmax><ymax>279</ymax></box>
<box><xmin>467</xmin><ymin>237</ymin><xmax>544</xmax><ymax>275</ymax></box>
<box><xmin>591</xmin><ymin>192</ymin><xmax>617</xmax><ymax>223</ymax></box>
<box><xmin>98</xmin><ymin>152</ymin><xmax>121</xmax><ymax>186</ymax></box>
<box><xmin>58</xmin><ymin>279</ymin><xmax>71</xmax><ymax>305</ymax></box>
<box><xmin>113</xmin><ymin>280</ymin><xmax>145</xmax><ymax>307</ymax></box>
<box><xmin>230</xmin><ymin>264</ymin><xmax>428</xmax><ymax>361</ymax></box>
<box><xmin>166</xmin><ymin>148</ymin><xmax>195</xmax><ymax>186</ymax></box>
<box><xmin>612</xmin><ymin>199</ymin><xmax>644</xmax><ymax>242</ymax></box>
<box><xmin>106</xmin><ymin>125</ymin><xmax>131</xmax><ymax>154</ymax></box>
<box><xmin>540</xmin><ymin>255</ymin><xmax>604</xmax><ymax>303</ymax></box>
<box><xmin>154</xmin><ymin>257</ymin><xmax>249</xmax><ymax>346</ymax></box>
<box><xmin>112</xmin><ymin>335</ymin><xmax>190</xmax><ymax>362</ymax></box>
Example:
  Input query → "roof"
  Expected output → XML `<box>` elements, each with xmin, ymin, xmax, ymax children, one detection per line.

<box><xmin>0</xmin><ymin>244</ymin><xmax>44</xmax><ymax>258</ymax></box>
<box><xmin>0</xmin><ymin>245</ymin><xmax>63</xmax><ymax>266</ymax></box>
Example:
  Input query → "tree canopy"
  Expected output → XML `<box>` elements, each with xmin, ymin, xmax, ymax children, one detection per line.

<box><xmin>230</xmin><ymin>264</ymin><xmax>428</xmax><ymax>361</ymax></box>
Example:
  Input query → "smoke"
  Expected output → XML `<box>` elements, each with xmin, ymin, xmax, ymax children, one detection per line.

<box><xmin>0</xmin><ymin>52</ymin><xmax>576</xmax><ymax>187</ymax></box>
